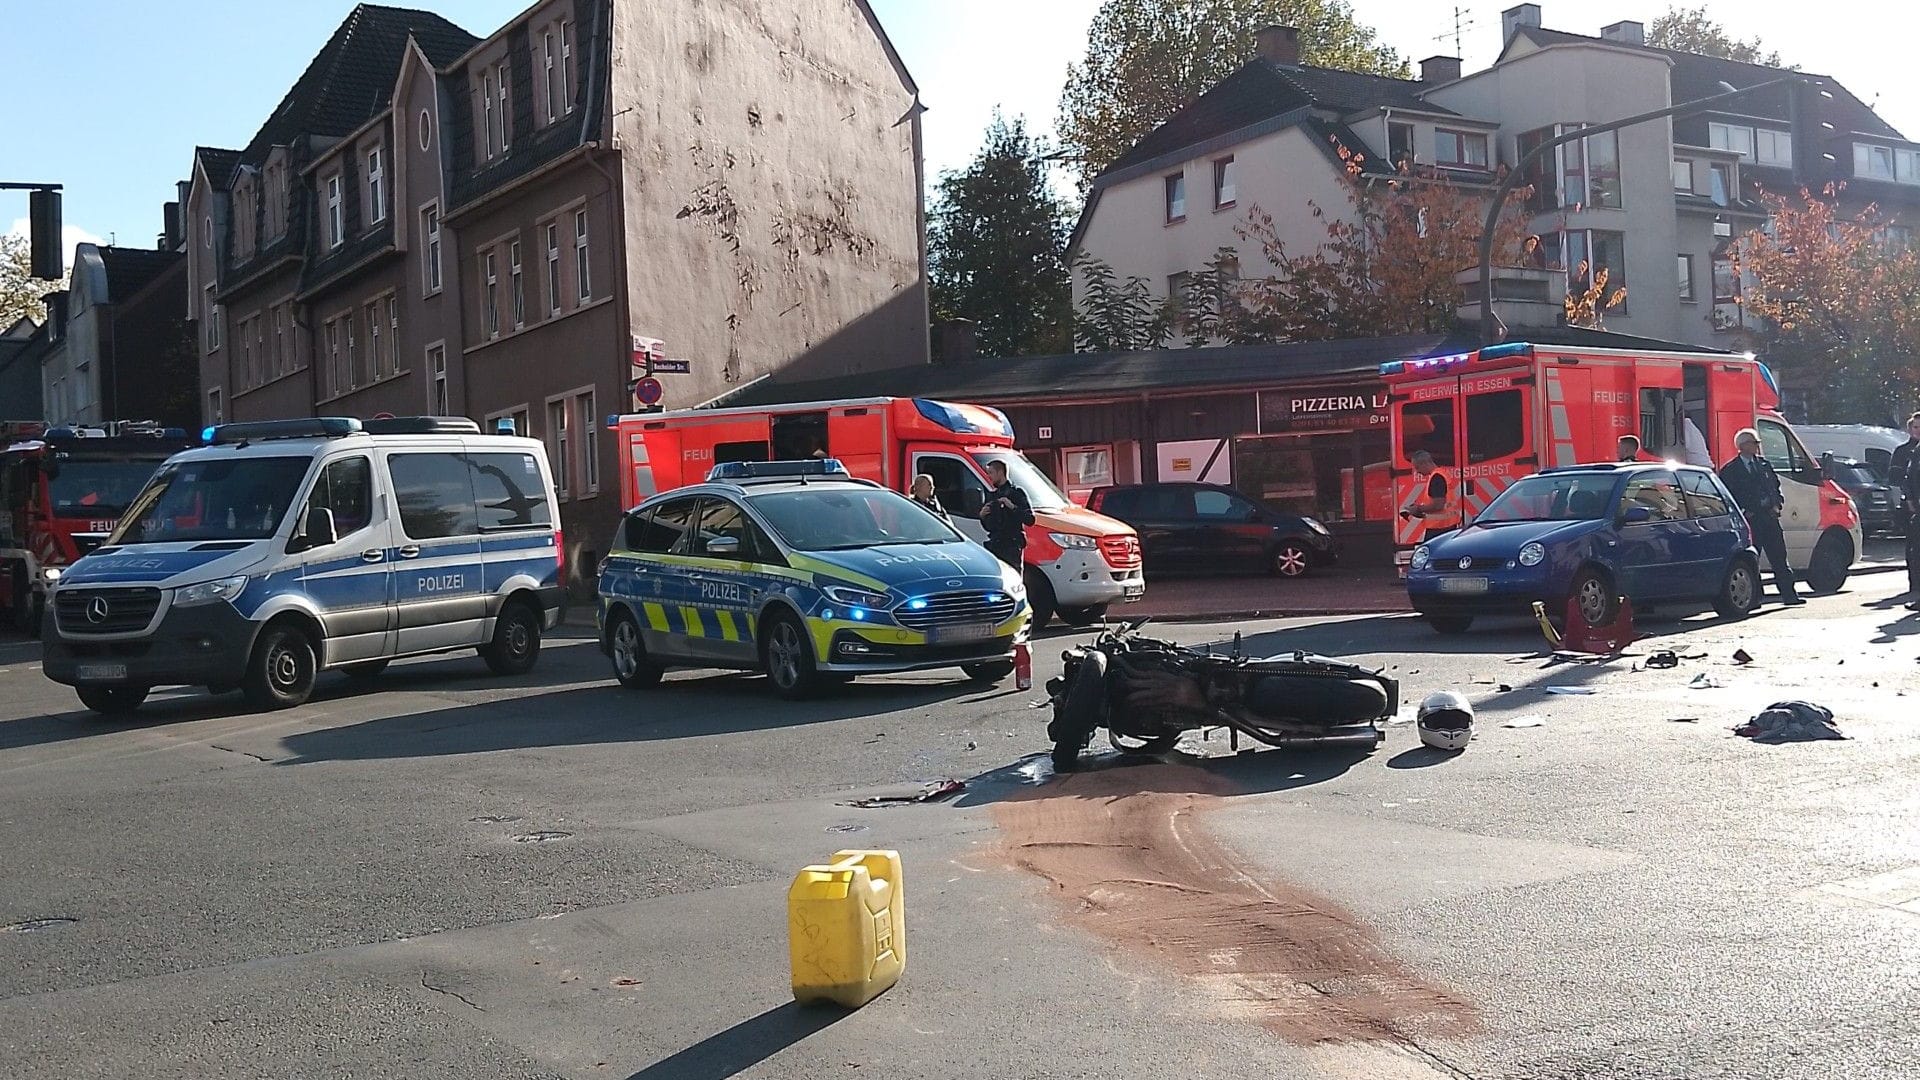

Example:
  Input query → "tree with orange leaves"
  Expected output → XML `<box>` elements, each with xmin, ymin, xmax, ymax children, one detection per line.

<box><xmin>1735</xmin><ymin>183</ymin><xmax>1920</xmax><ymax>420</ymax></box>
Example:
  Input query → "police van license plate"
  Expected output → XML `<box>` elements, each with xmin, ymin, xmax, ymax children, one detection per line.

<box><xmin>1437</xmin><ymin>577</ymin><xmax>1489</xmax><ymax>595</ymax></box>
<box><xmin>75</xmin><ymin>663</ymin><xmax>128</xmax><ymax>682</ymax></box>
<box><xmin>930</xmin><ymin>622</ymin><xmax>993</xmax><ymax>644</ymax></box>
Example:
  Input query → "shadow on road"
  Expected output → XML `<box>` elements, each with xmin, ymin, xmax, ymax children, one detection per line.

<box><xmin>626</xmin><ymin>1001</ymin><xmax>844</xmax><ymax>1080</ymax></box>
<box><xmin>1387</xmin><ymin>745</ymin><xmax>1463</xmax><ymax>769</ymax></box>
<box><xmin>951</xmin><ymin>740</ymin><xmax>1377</xmax><ymax>808</ymax></box>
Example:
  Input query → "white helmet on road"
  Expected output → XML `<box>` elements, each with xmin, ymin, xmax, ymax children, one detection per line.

<box><xmin>1417</xmin><ymin>691</ymin><xmax>1474</xmax><ymax>751</ymax></box>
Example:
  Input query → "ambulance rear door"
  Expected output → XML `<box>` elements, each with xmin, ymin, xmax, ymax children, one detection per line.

<box><xmin>1454</xmin><ymin>367</ymin><xmax>1535</xmax><ymax>523</ymax></box>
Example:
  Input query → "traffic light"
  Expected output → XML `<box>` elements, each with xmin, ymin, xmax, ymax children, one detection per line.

<box><xmin>29</xmin><ymin>188</ymin><xmax>62</xmax><ymax>281</ymax></box>
<box><xmin>1789</xmin><ymin>78</ymin><xmax>1836</xmax><ymax>187</ymax></box>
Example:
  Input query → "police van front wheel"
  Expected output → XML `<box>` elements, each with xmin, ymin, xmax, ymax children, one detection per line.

<box><xmin>761</xmin><ymin>613</ymin><xmax>820</xmax><ymax>700</ymax></box>
<box><xmin>244</xmin><ymin>625</ymin><xmax>317</xmax><ymax>710</ymax></box>
<box><xmin>482</xmin><ymin>602</ymin><xmax>543</xmax><ymax>677</ymax></box>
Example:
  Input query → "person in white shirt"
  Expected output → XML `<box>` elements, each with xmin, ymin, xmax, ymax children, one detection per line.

<box><xmin>1682</xmin><ymin>416</ymin><xmax>1714</xmax><ymax>467</ymax></box>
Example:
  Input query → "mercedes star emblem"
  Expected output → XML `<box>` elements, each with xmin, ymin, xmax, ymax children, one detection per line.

<box><xmin>86</xmin><ymin>596</ymin><xmax>111</xmax><ymax>624</ymax></box>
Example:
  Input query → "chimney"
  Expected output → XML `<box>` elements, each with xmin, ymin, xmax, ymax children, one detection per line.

<box><xmin>1254</xmin><ymin>25</ymin><xmax>1301</xmax><ymax>66</ymax></box>
<box><xmin>1420</xmin><ymin>55</ymin><xmax>1463</xmax><ymax>84</ymax></box>
<box><xmin>1600</xmin><ymin>20</ymin><xmax>1645</xmax><ymax>46</ymax></box>
<box><xmin>177</xmin><ymin>179</ymin><xmax>191</xmax><ymax>210</ymax></box>
<box><xmin>162</xmin><ymin>201</ymin><xmax>182</xmax><ymax>251</ymax></box>
<box><xmin>1501</xmin><ymin>4</ymin><xmax>1543</xmax><ymax>42</ymax></box>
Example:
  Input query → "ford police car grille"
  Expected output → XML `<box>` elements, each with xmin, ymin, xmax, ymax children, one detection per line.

<box><xmin>894</xmin><ymin>591</ymin><xmax>1018</xmax><ymax>631</ymax></box>
<box><xmin>56</xmin><ymin>587</ymin><xmax>162</xmax><ymax>635</ymax></box>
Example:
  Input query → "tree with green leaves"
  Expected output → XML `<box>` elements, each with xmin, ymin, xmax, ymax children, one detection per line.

<box><xmin>1071</xmin><ymin>253</ymin><xmax>1174</xmax><ymax>352</ymax></box>
<box><xmin>1057</xmin><ymin>0</ymin><xmax>1406</xmax><ymax>187</ymax></box>
<box><xmin>1</xmin><ymin>234</ymin><xmax>58</xmax><ymax>328</ymax></box>
<box><xmin>1647</xmin><ymin>6</ymin><xmax>1784</xmax><ymax>67</ymax></box>
<box><xmin>928</xmin><ymin>114</ymin><xmax>1074</xmax><ymax>359</ymax></box>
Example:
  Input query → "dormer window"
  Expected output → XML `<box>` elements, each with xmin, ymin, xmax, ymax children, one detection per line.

<box><xmin>366</xmin><ymin>146</ymin><xmax>385</xmax><ymax>224</ymax></box>
<box><xmin>1435</xmin><ymin>129</ymin><xmax>1489</xmax><ymax>169</ymax></box>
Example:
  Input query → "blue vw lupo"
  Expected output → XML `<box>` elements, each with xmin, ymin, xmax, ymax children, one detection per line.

<box><xmin>1407</xmin><ymin>463</ymin><xmax>1761</xmax><ymax>634</ymax></box>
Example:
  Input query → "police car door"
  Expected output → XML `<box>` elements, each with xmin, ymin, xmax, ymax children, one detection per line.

<box><xmin>383</xmin><ymin>448</ymin><xmax>488</xmax><ymax>653</ymax></box>
<box><xmin>296</xmin><ymin>453</ymin><xmax>393</xmax><ymax>664</ymax></box>
<box><xmin>680</xmin><ymin>496</ymin><xmax>764</xmax><ymax>664</ymax></box>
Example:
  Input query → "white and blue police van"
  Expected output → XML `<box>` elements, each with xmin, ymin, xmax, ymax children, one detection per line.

<box><xmin>41</xmin><ymin>417</ymin><xmax>566</xmax><ymax>715</ymax></box>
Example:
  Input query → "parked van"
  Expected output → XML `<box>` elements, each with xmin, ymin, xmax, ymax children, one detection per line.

<box><xmin>1796</xmin><ymin>425</ymin><xmax>1909</xmax><ymax>481</ymax></box>
<box><xmin>42</xmin><ymin>417</ymin><xmax>566</xmax><ymax>715</ymax></box>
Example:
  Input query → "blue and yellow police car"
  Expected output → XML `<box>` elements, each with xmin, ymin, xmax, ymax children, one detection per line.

<box><xmin>596</xmin><ymin>459</ymin><xmax>1029</xmax><ymax>697</ymax></box>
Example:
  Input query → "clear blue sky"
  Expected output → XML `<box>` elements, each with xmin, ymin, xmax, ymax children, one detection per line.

<box><xmin>9</xmin><ymin>1</ymin><xmax>1917</xmax><ymax>259</ymax></box>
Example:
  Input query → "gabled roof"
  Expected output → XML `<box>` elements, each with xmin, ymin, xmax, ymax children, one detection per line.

<box><xmin>195</xmin><ymin>146</ymin><xmax>243</xmax><ymax>191</ymax></box>
<box><xmin>97</xmin><ymin>247</ymin><xmax>183</xmax><ymax>304</ymax></box>
<box><xmin>1512</xmin><ymin>26</ymin><xmax>1902</xmax><ymax>141</ymax></box>
<box><xmin>1100</xmin><ymin>58</ymin><xmax>1447</xmax><ymax>179</ymax></box>
<box><xmin>240</xmin><ymin>4</ymin><xmax>478</xmax><ymax>164</ymax></box>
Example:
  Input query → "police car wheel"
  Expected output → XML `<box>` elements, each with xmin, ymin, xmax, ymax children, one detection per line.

<box><xmin>483</xmin><ymin>602</ymin><xmax>542</xmax><ymax>677</ymax></box>
<box><xmin>244</xmin><ymin>625</ymin><xmax>317</xmax><ymax>710</ymax></box>
<box><xmin>78</xmin><ymin>685</ymin><xmax>148</xmax><ymax>716</ymax></box>
<box><xmin>609</xmin><ymin>612</ymin><xmax>664</xmax><ymax>689</ymax></box>
<box><xmin>761</xmin><ymin>613</ymin><xmax>819</xmax><ymax>699</ymax></box>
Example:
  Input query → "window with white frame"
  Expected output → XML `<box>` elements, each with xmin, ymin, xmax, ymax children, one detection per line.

<box><xmin>1855</xmin><ymin>142</ymin><xmax>1896</xmax><ymax>179</ymax></box>
<box><xmin>1899</xmin><ymin>149</ymin><xmax>1920</xmax><ymax>184</ymax></box>
<box><xmin>573</xmin><ymin>209</ymin><xmax>591</xmax><ymax>302</ymax></box>
<box><xmin>366</xmin><ymin>146</ymin><xmax>386</xmax><ymax>223</ymax></box>
<box><xmin>386</xmin><ymin>296</ymin><xmax>399</xmax><ymax>372</ymax></box>
<box><xmin>497</xmin><ymin>62</ymin><xmax>511</xmax><ymax>152</ymax></box>
<box><xmin>428</xmin><ymin>343</ymin><xmax>449</xmax><ymax>413</ymax></box>
<box><xmin>577</xmin><ymin>389</ymin><xmax>598</xmax><ymax>493</ymax></box>
<box><xmin>1677</xmin><ymin>254</ymin><xmax>1696</xmax><ymax>301</ymax></box>
<box><xmin>1435</xmin><ymin>128</ymin><xmax>1489</xmax><ymax>168</ymax></box>
<box><xmin>561</xmin><ymin>20</ymin><xmax>576</xmax><ymax>114</ymax></box>
<box><xmin>487</xmin><ymin>406</ymin><xmax>530</xmax><ymax>437</ymax></box>
<box><xmin>1212</xmin><ymin>156</ymin><xmax>1236</xmax><ymax>209</ymax></box>
<box><xmin>1163</xmin><ymin>173</ymin><xmax>1186</xmax><ymax>222</ymax></box>
<box><xmin>325</xmin><ymin>173</ymin><xmax>344</xmax><ymax>248</ymax></box>
<box><xmin>365</xmin><ymin>301</ymin><xmax>382</xmax><ymax>380</ymax></box>
<box><xmin>344</xmin><ymin>312</ymin><xmax>358</xmax><ymax>389</ymax></box>
<box><xmin>481</xmin><ymin>69</ymin><xmax>498</xmax><ymax>159</ymax></box>
<box><xmin>548</xmin><ymin>398</ymin><xmax>570</xmax><ymax>496</ymax></box>
<box><xmin>239</xmin><ymin>315</ymin><xmax>254</xmax><ymax>389</ymax></box>
<box><xmin>1672</xmin><ymin>158</ymin><xmax>1694</xmax><ymax>193</ymax></box>
<box><xmin>1709</xmin><ymin>122</ymin><xmax>1755</xmax><ymax>161</ymax></box>
<box><xmin>422</xmin><ymin>203</ymin><xmax>442</xmax><ymax>292</ymax></box>
<box><xmin>483</xmin><ymin>249</ymin><xmax>500</xmax><ymax>338</ymax></box>
<box><xmin>1754</xmin><ymin>128</ymin><xmax>1792</xmax><ymax>167</ymax></box>
<box><xmin>324</xmin><ymin>317</ymin><xmax>341</xmax><ymax>396</ymax></box>
<box><xmin>541</xmin><ymin>30</ymin><xmax>558</xmax><ymax>124</ymax></box>
<box><xmin>510</xmin><ymin>240</ymin><xmax>525</xmax><ymax>328</ymax></box>
<box><xmin>207</xmin><ymin>387</ymin><xmax>223</xmax><ymax>425</ymax></box>
<box><xmin>205</xmin><ymin>287</ymin><xmax>222</xmax><ymax>351</ymax></box>
<box><xmin>545</xmin><ymin>222</ymin><xmax>562</xmax><ymax>314</ymax></box>
<box><xmin>273</xmin><ymin>306</ymin><xmax>286</xmax><ymax>376</ymax></box>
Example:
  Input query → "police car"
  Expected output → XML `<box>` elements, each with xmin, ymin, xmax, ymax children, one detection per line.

<box><xmin>597</xmin><ymin>459</ymin><xmax>1030</xmax><ymax>697</ymax></box>
<box><xmin>42</xmin><ymin>417</ymin><xmax>566</xmax><ymax>714</ymax></box>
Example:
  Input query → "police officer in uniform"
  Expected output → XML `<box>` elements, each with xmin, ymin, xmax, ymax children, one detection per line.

<box><xmin>979</xmin><ymin>459</ymin><xmax>1035</xmax><ymax>569</ymax></box>
<box><xmin>1720</xmin><ymin>427</ymin><xmax>1804</xmax><ymax>606</ymax></box>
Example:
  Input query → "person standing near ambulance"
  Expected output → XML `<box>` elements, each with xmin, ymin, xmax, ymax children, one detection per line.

<box><xmin>1401</xmin><ymin>450</ymin><xmax>1459</xmax><ymax>538</ymax></box>
<box><xmin>1721</xmin><ymin>427</ymin><xmax>1804</xmax><ymax>606</ymax></box>
<box><xmin>979</xmin><ymin>459</ymin><xmax>1035</xmax><ymax>569</ymax></box>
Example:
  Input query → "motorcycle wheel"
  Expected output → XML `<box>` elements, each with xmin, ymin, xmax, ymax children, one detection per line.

<box><xmin>1048</xmin><ymin>650</ymin><xmax>1107</xmax><ymax>772</ymax></box>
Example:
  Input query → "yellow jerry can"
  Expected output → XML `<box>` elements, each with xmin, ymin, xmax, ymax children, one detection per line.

<box><xmin>788</xmin><ymin>849</ymin><xmax>905</xmax><ymax>1008</ymax></box>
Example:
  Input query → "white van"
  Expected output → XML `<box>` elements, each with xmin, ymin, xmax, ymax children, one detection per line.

<box><xmin>42</xmin><ymin>417</ymin><xmax>566</xmax><ymax>715</ymax></box>
<box><xmin>1796</xmin><ymin>424</ymin><xmax>1909</xmax><ymax>481</ymax></box>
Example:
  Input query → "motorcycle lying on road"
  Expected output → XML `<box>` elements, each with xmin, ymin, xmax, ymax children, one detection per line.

<box><xmin>1045</xmin><ymin>621</ymin><xmax>1398</xmax><ymax>771</ymax></box>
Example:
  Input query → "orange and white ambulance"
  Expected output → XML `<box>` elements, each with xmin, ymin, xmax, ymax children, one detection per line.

<box><xmin>1383</xmin><ymin>342</ymin><xmax>1862</xmax><ymax>590</ymax></box>
<box><xmin>614</xmin><ymin>397</ymin><xmax>1144</xmax><ymax>626</ymax></box>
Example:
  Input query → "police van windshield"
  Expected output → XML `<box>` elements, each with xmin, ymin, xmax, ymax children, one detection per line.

<box><xmin>1477</xmin><ymin>473</ymin><xmax>1619</xmax><ymax>523</ymax></box>
<box><xmin>968</xmin><ymin>450</ymin><xmax>1068</xmax><ymax>511</ymax></box>
<box><xmin>49</xmin><ymin>461</ymin><xmax>162</xmax><ymax>519</ymax></box>
<box><xmin>109</xmin><ymin>456</ymin><xmax>314</xmax><ymax>545</ymax></box>
<box><xmin>749</xmin><ymin>488</ymin><xmax>960</xmax><ymax>551</ymax></box>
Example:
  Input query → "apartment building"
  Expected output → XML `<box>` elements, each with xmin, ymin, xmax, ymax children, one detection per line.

<box><xmin>1072</xmin><ymin>5</ymin><xmax>1920</xmax><ymax>350</ymax></box>
<box><xmin>186</xmin><ymin>1</ymin><xmax>927</xmax><ymax>582</ymax></box>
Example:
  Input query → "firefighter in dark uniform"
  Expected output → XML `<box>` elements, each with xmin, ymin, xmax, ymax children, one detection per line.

<box><xmin>1720</xmin><ymin>427</ymin><xmax>1804</xmax><ymax>606</ymax></box>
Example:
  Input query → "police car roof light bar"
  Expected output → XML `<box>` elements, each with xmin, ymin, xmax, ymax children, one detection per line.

<box><xmin>706</xmin><ymin>459</ymin><xmax>852</xmax><ymax>482</ymax></box>
<box><xmin>362</xmin><ymin>416</ymin><xmax>483</xmax><ymax>435</ymax></box>
<box><xmin>207</xmin><ymin>417</ymin><xmax>363</xmax><ymax>445</ymax></box>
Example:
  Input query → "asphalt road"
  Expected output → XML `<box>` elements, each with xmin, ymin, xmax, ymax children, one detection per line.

<box><xmin>1</xmin><ymin>564</ymin><xmax>1918</xmax><ymax>1079</ymax></box>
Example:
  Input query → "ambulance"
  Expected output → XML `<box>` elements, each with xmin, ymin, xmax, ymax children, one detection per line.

<box><xmin>1383</xmin><ymin>342</ymin><xmax>1862</xmax><ymax>591</ymax></box>
<box><xmin>614</xmin><ymin>397</ymin><xmax>1144</xmax><ymax>627</ymax></box>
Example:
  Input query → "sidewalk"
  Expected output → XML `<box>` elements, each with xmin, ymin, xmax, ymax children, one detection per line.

<box><xmin>1117</xmin><ymin>567</ymin><xmax>1411</xmax><ymax>623</ymax></box>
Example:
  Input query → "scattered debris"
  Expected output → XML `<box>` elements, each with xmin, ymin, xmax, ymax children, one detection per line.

<box><xmin>1688</xmin><ymin>673</ymin><xmax>1723</xmax><ymax>689</ymax></box>
<box><xmin>611</xmin><ymin>978</ymin><xmax>643</xmax><ymax>987</ymax></box>
<box><xmin>470</xmin><ymin>815</ymin><xmax>521</xmax><ymax>824</ymax></box>
<box><xmin>1502</xmin><ymin>715</ymin><xmax>1546</xmax><ymax>728</ymax></box>
<box><xmin>1645</xmin><ymin>650</ymin><xmax>1680</xmax><ymax>669</ymax></box>
<box><xmin>0</xmin><ymin>917</ymin><xmax>75</xmax><ymax>934</ymax></box>
<box><xmin>843</xmin><ymin>779</ymin><xmax>966</xmax><ymax>808</ymax></box>
<box><xmin>1545</xmin><ymin>686</ymin><xmax>1598</xmax><ymax>696</ymax></box>
<box><xmin>1732</xmin><ymin>649</ymin><xmax>1755</xmax><ymax>666</ymax></box>
<box><xmin>512</xmin><ymin>831</ymin><xmax>573</xmax><ymax>844</ymax></box>
<box><xmin>1497</xmin><ymin>683</ymin><xmax>1514</xmax><ymax>693</ymax></box>
<box><xmin>1735</xmin><ymin>701</ymin><xmax>1845</xmax><ymax>743</ymax></box>
<box><xmin>826</xmin><ymin>823</ymin><xmax>867</xmax><ymax>834</ymax></box>
<box><xmin>1668</xmin><ymin>717</ymin><xmax>1700</xmax><ymax>723</ymax></box>
<box><xmin>964</xmin><ymin>740</ymin><xmax>977</xmax><ymax>752</ymax></box>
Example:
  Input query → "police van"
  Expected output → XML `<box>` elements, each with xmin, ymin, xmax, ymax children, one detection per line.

<box><xmin>597</xmin><ymin>459</ymin><xmax>1030</xmax><ymax>697</ymax></box>
<box><xmin>42</xmin><ymin>417</ymin><xmax>566</xmax><ymax>714</ymax></box>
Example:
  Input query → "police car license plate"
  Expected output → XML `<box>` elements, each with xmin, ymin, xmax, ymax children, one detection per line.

<box><xmin>1437</xmin><ymin>577</ymin><xmax>1489</xmax><ymax>595</ymax></box>
<box><xmin>75</xmin><ymin>663</ymin><xmax>128</xmax><ymax>682</ymax></box>
<box><xmin>930</xmin><ymin>622</ymin><xmax>993</xmax><ymax>644</ymax></box>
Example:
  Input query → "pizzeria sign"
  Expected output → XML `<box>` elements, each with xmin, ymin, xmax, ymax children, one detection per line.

<box><xmin>1257</xmin><ymin>385</ymin><xmax>1391</xmax><ymax>433</ymax></box>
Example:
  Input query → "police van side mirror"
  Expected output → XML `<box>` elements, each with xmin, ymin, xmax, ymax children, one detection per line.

<box><xmin>291</xmin><ymin>507</ymin><xmax>338</xmax><ymax>553</ymax></box>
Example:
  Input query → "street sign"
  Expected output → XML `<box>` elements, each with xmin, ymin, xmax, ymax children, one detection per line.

<box><xmin>634</xmin><ymin>377</ymin><xmax>664</xmax><ymax>406</ymax></box>
<box><xmin>652</xmin><ymin>358</ymin><xmax>692</xmax><ymax>374</ymax></box>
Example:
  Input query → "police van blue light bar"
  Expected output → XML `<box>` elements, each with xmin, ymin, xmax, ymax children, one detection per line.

<box><xmin>207</xmin><ymin>418</ymin><xmax>362</xmax><ymax>444</ymax></box>
<box><xmin>707</xmin><ymin>459</ymin><xmax>852</xmax><ymax>482</ymax></box>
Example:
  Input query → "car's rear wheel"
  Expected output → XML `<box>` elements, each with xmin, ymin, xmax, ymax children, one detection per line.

<box><xmin>1269</xmin><ymin>540</ymin><xmax>1313</xmax><ymax>578</ymax></box>
<box><xmin>1805</xmin><ymin>530</ymin><xmax>1854</xmax><ymax>593</ymax></box>
<box><xmin>608</xmin><ymin>611</ymin><xmax>664</xmax><ymax>689</ymax></box>
<box><xmin>1569</xmin><ymin>568</ymin><xmax>1618</xmax><ymax>626</ymax></box>
<box><xmin>1714</xmin><ymin>557</ymin><xmax>1760</xmax><ymax>618</ymax></box>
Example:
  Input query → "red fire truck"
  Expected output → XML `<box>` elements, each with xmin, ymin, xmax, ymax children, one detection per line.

<box><xmin>1383</xmin><ymin>342</ymin><xmax>1862</xmax><ymax>589</ymax></box>
<box><xmin>614</xmin><ymin>397</ymin><xmax>1145</xmax><ymax>627</ymax></box>
<box><xmin>0</xmin><ymin>422</ymin><xmax>194</xmax><ymax>632</ymax></box>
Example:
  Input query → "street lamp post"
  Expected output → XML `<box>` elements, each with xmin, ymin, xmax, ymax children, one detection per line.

<box><xmin>1475</xmin><ymin>75</ymin><xmax>1824</xmax><ymax>345</ymax></box>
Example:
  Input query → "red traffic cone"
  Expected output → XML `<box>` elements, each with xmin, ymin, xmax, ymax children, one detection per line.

<box><xmin>1014</xmin><ymin>640</ymin><xmax>1032</xmax><ymax>690</ymax></box>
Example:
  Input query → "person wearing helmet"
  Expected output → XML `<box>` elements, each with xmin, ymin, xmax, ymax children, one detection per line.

<box><xmin>1417</xmin><ymin>690</ymin><xmax>1474</xmax><ymax>751</ymax></box>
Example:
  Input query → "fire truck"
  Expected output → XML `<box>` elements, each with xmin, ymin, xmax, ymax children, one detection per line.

<box><xmin>614</xmin><ymin>397</ymin><xmax>1145</xmax><ymax>627</ymax></box>
<box><xmin>1383</xmin><ymin>342</ymin><xmax>1863</xmax><ymax>590</ymax></box>
<box><xmin>0</xmin><ymin>421</ymin><xmax>194</xmax><ymax>632</ymax></box>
